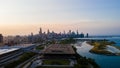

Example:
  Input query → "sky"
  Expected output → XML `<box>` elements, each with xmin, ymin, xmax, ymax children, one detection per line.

<box><xmin>0</xmin><ymin>0</ymin><xmax>120</xmax><ymax>36</ymax></box>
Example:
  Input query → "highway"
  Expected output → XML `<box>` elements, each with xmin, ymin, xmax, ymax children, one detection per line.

<box><xmin>0</xmin><ymin>44</ymin><xmax>37</xmax><ymax>67</ymax></box>
<box><xmin>0</xmin><ymin>50</ymin><xmax>23</xmax><ymax>67</ymax></box>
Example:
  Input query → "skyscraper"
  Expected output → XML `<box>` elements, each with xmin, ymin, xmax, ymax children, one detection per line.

<box><xmin>47</xmin><ymin>29</ymin><xmax>50</xmax><ymax>34</ymax></box>
<box><xmin>80</xmin><ymin>32</ymin><xmax>84</xmax><ymax>38</ymax></box>
<box><xmin>39</xmin><ymin>28</ymin><xmax>42</xmax><ymax>34</ymax></box>
<box><xmin>86</xmin><ymin>33</ymin><xmax>89</xmax><ymax>38</ymax></box>
<box><xmin>69</xmin><ymin>30</ymin><xmax>72</xmax><ymax>35</ymax></box>
<box><xmin>63</xmin><ymin>30</ymin><xmax>66</xmax><ymax>35</ymax></box>
<box><xmin>76</xmin><ymin>30</ymin><xmax>79</xmax><ymax>35</ymax></box>
<box><xmin>0</xmin><ymin>34</ymin><xmax>3</xmax><ymax>43</ymax></box>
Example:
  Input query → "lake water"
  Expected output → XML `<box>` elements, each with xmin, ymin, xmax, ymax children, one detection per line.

<box><xmin>76</xmin><ymin>37</ymin><xmax>120</xmax><ymax>68</ymax></box>
<box><xmin>107</xmin><ymin>37</ymin><xmax>120</xmax><ymax>46</ymax></box>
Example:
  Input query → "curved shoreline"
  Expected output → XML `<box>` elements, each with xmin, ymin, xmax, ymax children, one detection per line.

<box><xmin>76</xmin><ymin>41</ymin><xmax>120</xmax><ymax>68</ymax></box>
<box><xmin>76</xmin><ymin>41</ymin><xmax>120</xmax><ymax>56</ymax></box>
<box><xmin>87</xmin><ymin>41</ymin><xmax>120</xmax><ymax>56</ymax></box>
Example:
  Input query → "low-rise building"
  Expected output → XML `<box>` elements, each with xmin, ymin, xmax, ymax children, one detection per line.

<box><xmin>42</xmin><ymin>44</ymin><xmax>75</xmax><ymax>59</ymax></box>
<box><xmin>34</xmin><ymin>44</ymin><xmax>76</xmax><ymax>68</ymax></box>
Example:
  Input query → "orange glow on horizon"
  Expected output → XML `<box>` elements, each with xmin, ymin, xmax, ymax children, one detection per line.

<box><xmin>0</xmin><ymin>22</ymin><xmax>89</xmax><ymax>36</ymax></box>
<box><xmin>0</xmin><ymin>21</ymin><xmax>117</xmax><ymax>36</ymax></box>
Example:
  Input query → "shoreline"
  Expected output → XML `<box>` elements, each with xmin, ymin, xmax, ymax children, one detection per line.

<box><xmin>87</xmin><ymin>41</ymin><xmax>120</xmax><ymax>56</ymax></box>
<box><xmin>75</xmin><ymin>41</ymin><xmax>120</xmax><ymax>56</ymax></box>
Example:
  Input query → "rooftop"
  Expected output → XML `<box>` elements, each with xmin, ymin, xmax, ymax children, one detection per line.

<box><xmin>43</xmin><ymin>44</ymin><xmax>75</xmax><ymax>55</ymax></box>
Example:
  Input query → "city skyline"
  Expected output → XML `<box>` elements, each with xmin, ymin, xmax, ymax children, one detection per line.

<box><xmin>0</xmin><ymin>0</ymin><xmax>120</xmax><ymax>36</ymax></box>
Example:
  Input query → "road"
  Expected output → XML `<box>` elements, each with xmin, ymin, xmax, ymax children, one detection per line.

<box><xmin>0</xmin><ymin>44</ymin><xmax>37</xmax><ymax>67</ymax></box>
<box><xmin>0</xmin><ymin>51</ymin><xmax>23</xmax><ymax>67</ymax></box>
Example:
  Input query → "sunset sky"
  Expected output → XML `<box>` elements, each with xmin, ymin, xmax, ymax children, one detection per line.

<box><xmin>0</xmin><ymin>0</ymin><xmax>120</xmax><ymax>36</ymax></box>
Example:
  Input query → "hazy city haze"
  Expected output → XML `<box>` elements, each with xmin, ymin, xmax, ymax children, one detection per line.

<box><xmin>0</xmin><ymin>0</ymin><xmax>120</xmax><ymax>36</ymax></box>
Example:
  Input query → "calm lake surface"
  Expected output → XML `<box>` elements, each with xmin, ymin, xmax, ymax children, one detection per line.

<box><xmin>76</xmin><ymin>37</ymin><xmax>120</xmax><ymax>68</ymax></box>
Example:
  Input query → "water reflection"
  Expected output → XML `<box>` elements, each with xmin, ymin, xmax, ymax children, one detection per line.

<box><xmin>76</xmin><ymin>40</ymin><xmax>120</xmax><ymax>68</ymax></box>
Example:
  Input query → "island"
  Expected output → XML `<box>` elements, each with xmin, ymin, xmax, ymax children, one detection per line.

<box><xmin>87</xmin><ymin>40</ymin><xmax>120</xmax><ymax>56</ymax></box>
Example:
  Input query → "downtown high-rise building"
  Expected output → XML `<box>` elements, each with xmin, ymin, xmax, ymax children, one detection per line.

<box><xmin>0</xmin><ymin>34</ymin><xmax>3</xmax><ymax>43</ymax></box>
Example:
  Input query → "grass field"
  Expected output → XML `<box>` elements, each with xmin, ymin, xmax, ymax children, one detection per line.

<box><xmin>43</xmin><ymin>59</ymin><xmax>70</xmax><ymax>65</ymax></box>
<box><xmin>36</xmin><ymin>45</ymin><xmax>44</xmax><ymax>50</ymax></box>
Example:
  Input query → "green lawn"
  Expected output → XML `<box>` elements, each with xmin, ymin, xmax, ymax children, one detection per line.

<box><xmin>37</xmin><ymin>66</ymin><xmax>72</xmax><ymax>68</ymax></box>
<box><xmin>4</xmin><ymin>52</ymin><xmax>36</xmax><ymax>68</ymax></box>
<box><xmin>43</xmin><ymin>59</ymin><xmax>70</xmax><ymax>65</ymax></box>
<box><xmin>36</xmin><ymin>45</ymin><xmax>44</xmax><ymax>50</ymax></box>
